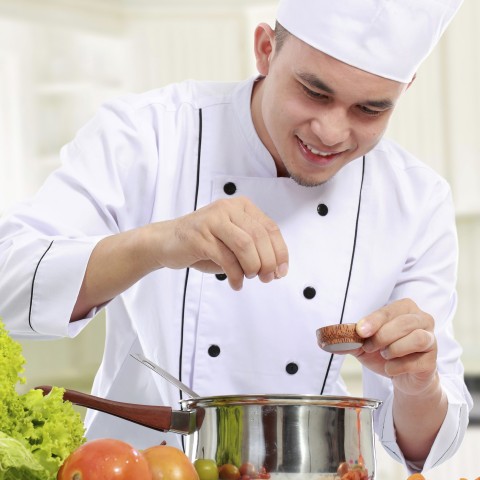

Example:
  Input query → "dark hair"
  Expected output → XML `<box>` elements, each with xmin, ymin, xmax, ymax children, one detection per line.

<box><xmin>274</xmin><ymin>21</ymin><xmax>291</xmax><ymax>52</ymax></box>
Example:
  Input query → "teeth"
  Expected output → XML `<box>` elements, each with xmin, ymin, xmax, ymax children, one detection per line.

<box><xmin>304</xmin><ymin>142</ymin><xmax>335</xmax><ymax>156</ymax></box>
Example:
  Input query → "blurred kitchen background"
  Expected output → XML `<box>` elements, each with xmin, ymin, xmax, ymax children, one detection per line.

<box><xmin>0</xmin><ymin>0</ymin><xmax>479</xmax><ymax>478</ymax></box>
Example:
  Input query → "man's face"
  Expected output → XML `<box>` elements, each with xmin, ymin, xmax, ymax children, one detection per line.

<box><xmin>251</xmin><ymin>25</ymin><xmax>409</xmax><ymax>186</ymax></box>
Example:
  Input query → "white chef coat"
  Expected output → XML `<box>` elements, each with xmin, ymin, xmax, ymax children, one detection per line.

<box><xmin>0</xmin><ymin>77</ymin><xmax>472</xmax><ymax>472</ymax></box>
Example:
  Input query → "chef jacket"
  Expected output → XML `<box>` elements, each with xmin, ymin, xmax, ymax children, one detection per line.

<box><xmin>0</xmin><ymin>76</ymin><xmax>472</xmax><ymax>472</ymax></box>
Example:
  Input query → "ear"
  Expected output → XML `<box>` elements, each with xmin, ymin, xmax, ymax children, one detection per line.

<box><xmin>253</xmin><ymin>23</ymin><xmax>275</xmax><ymax>76</ymax></box>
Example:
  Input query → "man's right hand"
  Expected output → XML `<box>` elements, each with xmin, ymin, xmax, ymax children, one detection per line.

<box><xmin>144</xmin><ymin>196</ymin><xmax>289</xmax><ymax>290</ymax></box>
<box><xmin>72</xmin><ymin>196</ymin><xmax>289</xmax><ymax>320</ymax></box>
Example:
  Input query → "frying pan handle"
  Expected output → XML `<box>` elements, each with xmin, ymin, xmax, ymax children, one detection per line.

<box><xmin>36</xmin><ymin>385</ymin><xmax>182</xmax><ymax>433</ymax></box>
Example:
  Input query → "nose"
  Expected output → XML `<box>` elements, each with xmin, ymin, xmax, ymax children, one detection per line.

<box><xmin>311</xmin><ymin>106</ymin><xmax>350</xmax><ymax>147</ymax></box>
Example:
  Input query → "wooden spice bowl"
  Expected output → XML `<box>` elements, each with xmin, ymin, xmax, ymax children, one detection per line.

<box><xmin>316</xmin><ymin>323</ymin><xmax>364</xmax><ymax>353</ymax></box>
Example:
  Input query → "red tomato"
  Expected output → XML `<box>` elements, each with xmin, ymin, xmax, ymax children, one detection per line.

<box><xmin>57</xmin><ymin>438</ymin><xmax>152</xmax><ymax>480</ymax></box>
<box><xmin>257</xmin><ymin>466</ymin><xmax>270</xmax><ymax>479</ymax></box>
<box><xmin>142</xmin><ymin>444</ymin><xmax>199</xmax><ymax>480</ymax></box>
<box><xmin>239</xmin><ymin>463</ymin><xmax>256</xmax><ymax>477</ymax></box>
<box><xmin>218</xmin><ymin>464</ymin><xmax>240</xmax><ymax>480</ymax></box>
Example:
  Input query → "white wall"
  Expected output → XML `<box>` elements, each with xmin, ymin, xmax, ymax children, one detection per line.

<box><xmin>0</xmin><ymin>1</ymin><xmax>479</xmax><ymax>478</ymax></box>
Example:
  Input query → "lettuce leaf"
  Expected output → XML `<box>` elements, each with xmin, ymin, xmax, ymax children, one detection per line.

<box><xmin>0</xmin><ymin>317</ymin><xmax>26</xmax><ymax>438</ymax></box>
<box><xmin>0</xmin><ymin>319</ymin><xmax>86</xmax><ymax>479</ymax></box>
<box><xmin>0</xmin><ymin>431</ymin><xmax>44</xmax><ymax>480</ymax></box>
<box><xmin>15</xmin><ymin>388</ymin><xmax>86</xmax><ymax>476</ymax></box>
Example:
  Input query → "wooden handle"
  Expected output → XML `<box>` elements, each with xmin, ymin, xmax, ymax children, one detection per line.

<box><xmin>36</xmin><ymin>385</ymin><xmax>174</xmax><ymax>432</ymax></box>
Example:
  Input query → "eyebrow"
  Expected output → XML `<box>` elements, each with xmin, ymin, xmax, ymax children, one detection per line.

<box><xmin>298</xmin><ymin>71</ymin><xmax>335</xmax><ymax>95</ymax></box>
<box><xmin>297</xmin><ymin>71</ymin><xmax>395</xmax><ymax>110</ymax></box>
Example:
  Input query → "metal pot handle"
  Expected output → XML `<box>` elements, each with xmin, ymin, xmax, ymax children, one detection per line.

<box><xmin>36</xmin><ymin>385</ymin><xmax>202</xmax><ymax>434</ymax></box>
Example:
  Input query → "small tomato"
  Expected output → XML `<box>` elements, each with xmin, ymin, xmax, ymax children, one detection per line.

<box><xmin>257</xmin><ymin>466</ymin><xmax>271</xmax><ymax>479</ymax></box>
<box><xmin>218</xmin><ymin>463</ymin><xmax>240</xmax><ymax>480</ymax></box>
<box><xmin>143</xmin><ymin>444</ymin><xmax>199</xmax><ymax>480</ymax></box>
<box><xmin>239</xmin><ymin>463</ymin><xmax>256</xmax><ymax>477</ymax></box>
<box><xmin>57</xmin><ymin>438</ymin><xmax>151</xmax><ymax>480</ymax></box>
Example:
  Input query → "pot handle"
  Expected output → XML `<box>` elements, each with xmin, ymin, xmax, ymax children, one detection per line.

<box><xmin>36</xmin><ymin>385</ymin><xmax>197</xmax><ymax>434</ymax></box>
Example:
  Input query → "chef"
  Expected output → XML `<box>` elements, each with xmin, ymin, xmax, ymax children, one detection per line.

<box><xmin>0</xmin><ymin>0</ymin><xmax>472</xmax><ymax>473</ymax></box>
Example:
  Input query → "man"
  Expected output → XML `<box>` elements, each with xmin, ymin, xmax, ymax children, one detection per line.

<box><xmin>0</xmin><ymin>0</ymin><xmax>472</xmax><ymax>473</ymax></box>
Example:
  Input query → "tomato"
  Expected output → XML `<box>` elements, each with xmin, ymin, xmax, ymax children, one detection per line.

<box><xmin>238</xmin><ymin>463</ymin><xmax>256</xmax><ymax>477</ymax></box>
<box><xmin>57</xmin><ymin>438</ymin><xmax>152</xmax><ymax>479</ymax></box>
<box><xmin>256</xmin><ymin>466</ymin><xmax>270</xmax><ymax>479</ymax></box>
<box><xmin>218</xmin><ymin>463</ymin><xmax>240</xmax><ymax>480</ymax></box>
<box><xmin>143</xmin><ymin>444</ymin><xmax>199</xmax><ymax>480</ymax></box>
<box><xmin>194</xmin><ymin>458</ymin><xmax>219</xmax><ymax>480</ymax></box>
<box><xmin>337</xmin><ymin>462</ymin><xmax>349</xmax><ymax>477</ymax></box>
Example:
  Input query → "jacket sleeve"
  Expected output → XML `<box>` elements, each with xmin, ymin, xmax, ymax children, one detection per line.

<box><xmin>0</xmin><ymin>97</ymin><xmax>159</xmax><ymax>339</ymax></box>
<box><xmin>362</xmin><ymin>178</ymin><xmax>473</xmax><ymax>472</ymax></box>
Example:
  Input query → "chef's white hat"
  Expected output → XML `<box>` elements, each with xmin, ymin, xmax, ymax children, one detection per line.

<box><xmin>276</xmin><ymin>0</ymin><xmax>463</xmax><ymax>83</ymax></box>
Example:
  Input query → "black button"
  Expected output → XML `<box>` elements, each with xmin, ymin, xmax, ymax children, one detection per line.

<box><xmin>303</xmin><ymin>286</ymin><xmax>316</xmax><ymax>299</ymax></box>
<box><xmin>215</xmin><ymin>273</ymin><xmax>227</xmax><ymax>281</ymax></box>
<box><xmin>223</xmin><ymin>182</ymin><xmax>237</xmax><ymax>195</ymax></box>
<box><xmin>208</xmin><ymin>345</ymin><xmax>221</xmax><ymax>357</ymax></box>
<box><xmin>317</xmin><ymin>203</ymin><xmax>328</xmax><ymax>216</ymax></box>
<box><xmin>286</xmin><ymin>362</ymin><xmax>299</xmax><ymax>375</ymax></box>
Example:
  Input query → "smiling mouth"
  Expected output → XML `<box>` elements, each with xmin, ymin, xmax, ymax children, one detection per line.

<box><xmin>298</xmin><ymin>137</ymin><xmax>345</xmax><ymax>162</ymax></box>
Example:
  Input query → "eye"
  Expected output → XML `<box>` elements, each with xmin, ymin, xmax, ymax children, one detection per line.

<box><xmin>357</xmin><ymin>105</ymin><xmax>383</xmax><ymax>117</ymax></box>
<box><xmin>302</xmin><ymin>85</ymin><xmax>329</xmax><ymax>100</ymax></box>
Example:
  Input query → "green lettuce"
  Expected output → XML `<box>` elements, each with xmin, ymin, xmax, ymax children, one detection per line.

<box><xmin>0</xmin><ymin>319</ymin><xmax>86</xmax><ymax>479</ymax></box>
<box><xmin>0</xmin><ymin>432</ymin><xmax>44</xmax><ymax>480</ymax></box>
<box><xmin>0</xmin><ymin>317</ymin><xmax>26</xmax><ymax>438</ymax></box>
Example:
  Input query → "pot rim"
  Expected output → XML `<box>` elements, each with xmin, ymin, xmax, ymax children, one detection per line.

<box><xmin>180</xmin><ymin>393</ymin><xmax>382</xmax><ymax>410</ymax></box>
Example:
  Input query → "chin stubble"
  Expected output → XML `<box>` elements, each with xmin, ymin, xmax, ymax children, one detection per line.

<box><xmin>287</xmin><ymin>171</ymin><xmax>329</xmax><ymax>188</ymax></box>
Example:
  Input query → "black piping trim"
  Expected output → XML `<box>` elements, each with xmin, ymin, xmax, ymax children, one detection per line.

<box><xmin>28</xmin><ymin>240</ymin><xmax>54</xmax><ymax>332</ymax></box>
<box><xmin>383</xmin><ymin>444</ymin><xmax>402</xmax><ymax>461</ymax></box>
<box><xmin>430</xmin><ymin>405</ymin><xmax>464</xmax><ymax>468</ymax></box>
<box><xmin>192</xmin><ymin>109</ymin><xmax>203</xmax><ymax>212</ymax></box>
<box><xmin>179</xmin><ymin>269</ymin><xmax>191</xmax><ymax>397</ymax></box>
<box><xmin>320</xmin><ymin>156</ymin><xmax>366</xmax><ymax>394</ymax></box>
<box><xmin>178</xmin><ymin>109</ymin><xmax>202</xmax><ymax>451</ymax></box>
<box><xmin>179</xmin><ymin>266</ymin><xmax>190</xmax><ymax>454</ymax></box>
<box><xmin>179</xmin><ymin>109</ymin><xmax>202</xmax><ymax>394</ymax></box>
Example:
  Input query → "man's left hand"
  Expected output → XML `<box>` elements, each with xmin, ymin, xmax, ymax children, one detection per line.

<box><xmin>349</xmin><ymin>298</ymin><xmax>438</xmax><ymax>396</ymax></box>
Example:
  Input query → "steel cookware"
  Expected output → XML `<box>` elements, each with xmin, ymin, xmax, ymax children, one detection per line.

<box><xmin>130</xmin><ymin>352</ymin><xmax>200</xmax><ymax>398</ymax></box>
<box><xmin>37</xmin><ymin>385</ymin><xmax>381</xmax><ymax>479</ymax></box>
<box><xmin>183</xmin><ymin>394</ymin><xmax>381</xmax><ymax>479</ymax></box>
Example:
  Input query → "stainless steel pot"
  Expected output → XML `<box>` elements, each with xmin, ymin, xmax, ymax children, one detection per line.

<box><xmin>182</xmin><ymin>394</ymin><xmax>381</xmax><ymax>479</ymax></box>
<box><xmin>37</xmin><ymin>386</ymin><xmax>381</xmax><ymax>479</ymax></box>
